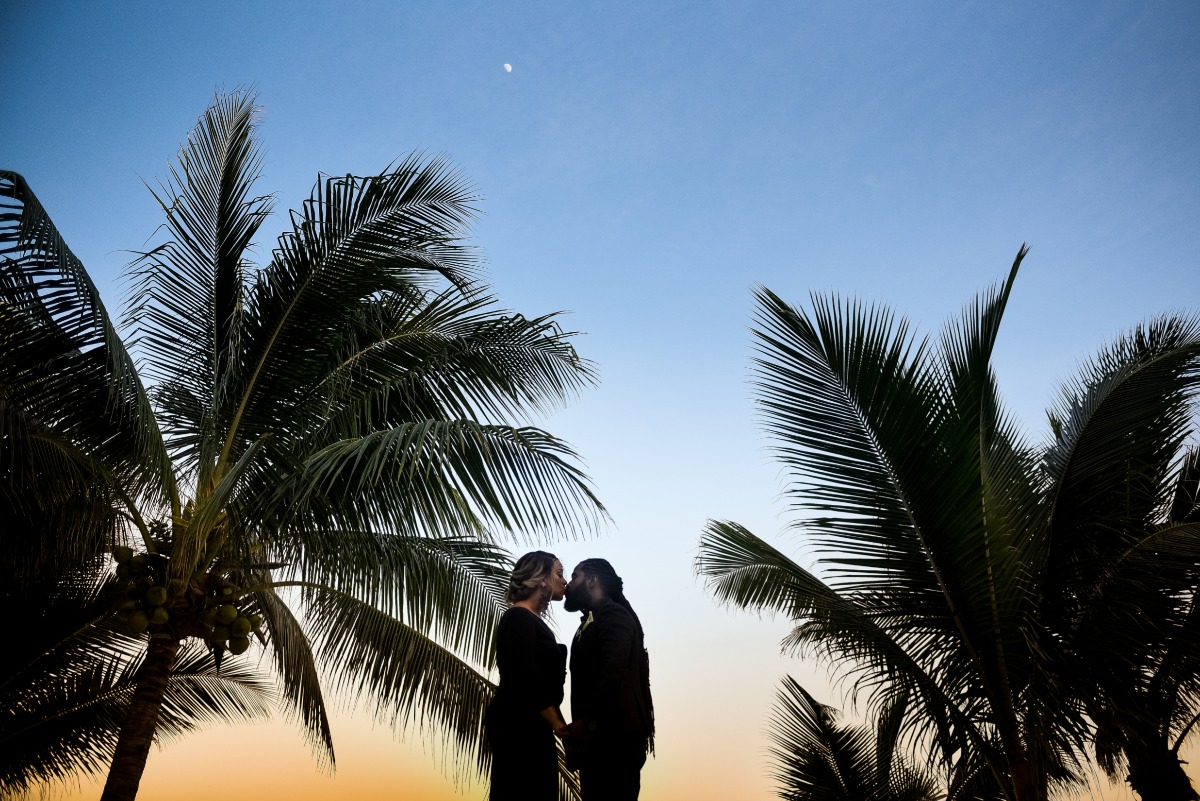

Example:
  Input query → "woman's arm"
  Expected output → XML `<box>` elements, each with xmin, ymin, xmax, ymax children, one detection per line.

<box><xmin>540</xmin><ymin>705</ymin><xmax>567</xmax><ymax>736</ymax></box>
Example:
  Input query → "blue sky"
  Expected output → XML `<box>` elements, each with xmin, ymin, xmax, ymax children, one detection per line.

<box><xmin>5</xmin><ymin>2</ymin><xmax>1199</xmax><ymax>798</ymax></box>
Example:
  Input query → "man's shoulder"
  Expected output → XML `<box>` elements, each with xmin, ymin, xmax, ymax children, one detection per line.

<box><xmin>591</xmin><ymin>597</ymin><xmax>635</xmax><ymax>625</ymax></box>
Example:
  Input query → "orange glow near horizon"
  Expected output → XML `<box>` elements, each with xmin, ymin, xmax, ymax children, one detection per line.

<box><xmin>49</xmin><ymin>706</ymin><xmax>1197</xmax><ymax>801</ymax></box>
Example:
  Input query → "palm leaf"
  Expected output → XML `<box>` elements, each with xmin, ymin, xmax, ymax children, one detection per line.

<box><xmin>251</xmin><ymin>587</ymin><xmax>335</xmax><ymax>766</ymax></box>
<box><xmin>697</xmin><ymin>521</ymin><xmax>982</xmax><ymax>764</ymax></box>
<box><xmin>122</xmin><ymin>91</ymin><xmax>272</xmax><ymax>482</ymax></box>
<box><xmin>767</xmin><ymin>676</ymin><xmax>942</xmax><ymax>801</ymax></box>
<box><xmin>224</xmin><ymin>156</ymin><xmax>481</xmax><ymax>466</ymax></box>
<box><xmin>301</xmin><ymin>586</ymin><xmax>496</xmax><ymax>779</ymax></box>
<box><xmin>295</xmin><ymin>422</ymin><xmax>602</xmax><ymax>540</ymax></box>
<box><xmin>271</xmin><ymin>530</ymin><xmax>510</xmax><ymax>666</ymax></box>
<box><xmin>315</xmin><ymin>288</ymin><xmax>595</xmax><ymax>429</ymax></box>
<box><xmin>0</xmin><ymin>615</ymin><xmax>271</xmax><ymax>797</ymax></box>
<box><xmin>0</xmin><ymin>171</ymin><xmax>172</xmax><ymax>575</ymax></box>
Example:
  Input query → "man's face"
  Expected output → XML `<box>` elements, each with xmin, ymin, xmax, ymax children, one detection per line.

<box><xmin>563</xmin><ymin>565</ymin><xmax>591</xmax><ymax>613</ymax></box>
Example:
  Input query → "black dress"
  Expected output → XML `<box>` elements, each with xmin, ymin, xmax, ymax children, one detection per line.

<box><xmin>486</xmin><ymin>606</ymin><xmax>567</xmax><ymax>800</ymax></box>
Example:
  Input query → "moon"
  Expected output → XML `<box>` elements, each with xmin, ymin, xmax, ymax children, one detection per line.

<box><xmin>503</xmin><ymin>63</ymin><xmax>512</xmax><ymax>73</ymax></box>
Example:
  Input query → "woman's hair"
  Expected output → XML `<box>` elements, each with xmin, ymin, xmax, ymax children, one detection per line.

<box><xmin>507</xmin><ymin>550</ymin><xmax>559</xmax><ymax>606</ymax></box>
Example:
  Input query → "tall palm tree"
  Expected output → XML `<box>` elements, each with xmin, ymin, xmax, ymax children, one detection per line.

<box><xmin>768</xmin><ymin>676</ymin><xmax>944</xmax><ymax>801</ymax></box>
<box><xmin>1</xmin><ymin>91</ymin><xmax>601</xmax><ymax>801</ymax></box>
<box><xmin>3</xmin><ymin>168</ymin><xmax>223</xmax><ymax>795</ymax></box>
<box><xmin>696</xmin><ymin>249</ymin><xmax>1200</xmax><ymax>801</ymax></box>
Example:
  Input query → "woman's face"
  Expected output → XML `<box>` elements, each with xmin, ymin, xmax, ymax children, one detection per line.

<box><xmin>546</xmin><ymin>560</ymin><xmax>567</xmax><ymax>602</ymax></box>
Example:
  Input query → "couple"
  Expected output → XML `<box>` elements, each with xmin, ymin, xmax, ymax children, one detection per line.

<box><xmin>486</xmin><ymin>552</ymin><xmax>654</xmax><ymax>801</ymax></box>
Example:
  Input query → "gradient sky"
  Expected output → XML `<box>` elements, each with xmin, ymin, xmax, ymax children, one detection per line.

<box><xmin>5</xmin><ymin>2</ymin><xmax>1200</xmax><ymax>799</ymax></box>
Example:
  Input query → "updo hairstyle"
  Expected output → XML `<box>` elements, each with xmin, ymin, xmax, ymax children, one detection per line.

<box><xmin>507</xmin><ymin>550</ymin><xmax>559</xmax><ymax>606</ymax></box>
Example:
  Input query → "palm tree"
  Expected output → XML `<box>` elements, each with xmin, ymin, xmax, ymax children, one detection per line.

<box><xmin>1</xmin><ymin>91</ymin><xmax>601</xmax><ymax>801</ymax></box>
<box><xmin>696</xmin><ymin>249</ymin><xmax>1200</xmax><ymax>801</ymax></box>
<box><xmin>769</xmin><ymin>676</ymin><xmax>944</xmax><ymax>801</ymax></box>
<box><xmin>1</xmin><ymin>565</ymin><xmax>273</xmax><ymax>796</ymax></box>
<box><xmin>1042</xmin><ymin>338</ymin><xmax>1200</xmax><ymax>801</ymax></box>
<box><xmin>3</xmin><ymin>169</ymin><xmax>230</xmax><ymax>795</ymax></box>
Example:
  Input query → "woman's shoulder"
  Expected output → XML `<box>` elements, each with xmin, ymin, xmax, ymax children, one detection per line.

<box><xmin>499</xmin><ymin>605</ymin><xmax>549</xmax><ymax>630</ymax></box>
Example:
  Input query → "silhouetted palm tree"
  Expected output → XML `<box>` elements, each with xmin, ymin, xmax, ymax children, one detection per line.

<box><xmin>0</xmin><ymin>565</ymin><xmax>272</xmax><ymax>795</ymax></box>
<box><xmin>697</xmin><ymin>250</ymin><xmax>1200</xmax><ymax>801</ymax></box>
<box><xmin>769</xmin><ymin>677</ymin><xmax>944</xmax><ymax>801</ymax></box>
<box><xmin>1</xmin><ymin>91</ymin><xmax>600</xmax><ymax>801</ymax></box>
<box><xmin>1043</xmin><ymin>367</ymin><xmax>1200</xmax><ymax>801</ymax></box>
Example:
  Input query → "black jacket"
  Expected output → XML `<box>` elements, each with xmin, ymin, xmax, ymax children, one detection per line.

<box><xmin>569</xmin><ymin>597</ymin><xmax>653</xmax><ymax>739</ymax></box>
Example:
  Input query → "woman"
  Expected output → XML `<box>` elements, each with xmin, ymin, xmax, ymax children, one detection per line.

<box><xmin>486</xmin><ymin>551</ymin><xmax>569</xmax><ymax>800</ymax></box>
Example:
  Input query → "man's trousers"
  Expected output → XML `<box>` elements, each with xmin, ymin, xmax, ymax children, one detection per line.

<box><xmin>578</xmin><ymin>734</ymin><xmax>648</xmax><ymax>801</ymax></box>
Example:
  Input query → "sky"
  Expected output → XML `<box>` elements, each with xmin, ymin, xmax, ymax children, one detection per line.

<box><xmin>4</xmin><ymin>1</ymin><xmax>1200</xmax><ymax>799</ymax></box>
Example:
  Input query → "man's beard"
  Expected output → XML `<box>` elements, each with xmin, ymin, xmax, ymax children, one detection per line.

<box><xmin>563</xmin><ymin>583</ymin><xmax>589</xmax><ymax>613</ymax></box>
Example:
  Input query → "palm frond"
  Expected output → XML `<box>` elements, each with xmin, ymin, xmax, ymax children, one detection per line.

<box><xmin>0</xmin><ymin>171</ymin><xmax>172</xmax><ymax>575</ymax></box>
<box><xmin>296</xmin><ymin>422</ymin><xmax>602</xmax><ymax>540</ymax></box>
<box><xmin>301</xmin><ymin>586</ymin><xmax>496</xmax><ymax>780</ymax></box>
<box><xmin>697</xmin><ymin>521</ymin><xmax>982</xmax><ymax>763</ymax></box>
<box><xmin>1170</xmin><ymin>446</ymin><xmax>1200</xmax><ymax>524</ymax></box>
<box><xmin>555</xmin><ymin>741</ymin><xmax>582</xmax><ymax>801</ymax></box>
<box><xmin>273</xmin><ymin>530</ymin><xmax>510</xmax><ymax>666</ymax></box>
<box><xmin>153</xmin><ymin>642</ymin><xmax>275</xmax><ymax>739</ymax></box>
<box><xmin>252</xmin><ymin>588</ymin><xmax>335</xmax><ymax>766</ymax></box>
<box><xmin>122</xmin><ymin>90</ymin><xmax>272</xmax><ymax>481</ymax></box>
<box><xmin>751</xmin><ymin>284</ymin><xmax>940</xmax><ymax>568</ymax></box>
<box><xmin>0</xmin><ymin>623</ymin><xmax>271</xmax><ymax>798</ymax></box>
<box><xmin>225</xmin><ymin>156</ymin><xmax>481</xmax><ymax>463</ymax></box>
<box><xmin>123</xmin><ymin>91</ymin><xmax>268</xmax><ymax>386</ymax></box>
<box><xmin>315</xmin><ymin>288</ymin><xmax>596</xmax><ymax>430</ymax></box>
<box><xmin>1044</xmin><ymin>313</ymin><xmax>1200</xmax><ymax>556</ymax></box>
<box><xmin>768</xmin><ymin>676</ymin><xmax>942</xmax><ymax>801</ymax></box>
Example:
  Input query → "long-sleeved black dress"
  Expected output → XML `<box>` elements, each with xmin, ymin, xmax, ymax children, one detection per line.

<box><xmin>486</xmin><ymin>606</ymin><xmax>567</xmax><ymax>800</ymax></box>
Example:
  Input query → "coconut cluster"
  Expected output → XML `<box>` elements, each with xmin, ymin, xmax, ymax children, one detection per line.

<box><xmin>199</xmin><ymin>600</ymin><xmax>262</xmax><ymax>655</ymax></box>
<box><xmin>111</xmin><ymin>545</ymin><xmax>264</xmax><ymax>657</ymax></box>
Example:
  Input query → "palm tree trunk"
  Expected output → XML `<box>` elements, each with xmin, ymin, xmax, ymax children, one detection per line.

<box><xmin>100</xmin><ymin>636</ymin><xmax>181</xmax><ymax>801</ymax></box>
<box><xmin>1127</xmin><ymin>748</ymin><xmax>1199</xmax><ymax>801</ymax></box>
<box><xmin>1009</xmin><ymin>755</ymin><xmax>1042</xmax><ymax>801</ymax></box>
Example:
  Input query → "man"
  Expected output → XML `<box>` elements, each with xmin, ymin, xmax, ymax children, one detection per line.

<box><xmin>563</xmin><ymin>558</ymin><xmax>654</xmax><ymax>800</ymax></box>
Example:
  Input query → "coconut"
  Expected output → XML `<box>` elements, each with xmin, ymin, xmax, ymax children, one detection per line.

<box><xmin>116</xmin><ymin>563</ymin><xmax>132</xmax><ymax>581</ymax></box>
<box><xmin>150</xmin><ymin>607</ymin><xmax>169</xmax><ymax>625</ymax></box>
<box><xmin>249</xmin><ymin>614</ymin><xmax>264</xmax><ymax>629</ymax></box>
<box><xmin>231</xmin><ymin>617</ymin><xmax>252</xmax><ymax>637</ymax></box>
<box><xmin>145</xmin><ymin>586</ymin><xmax>168</xmax><ymax>607</ymax></box>
<box><xmin>228</xmin><ymin>636</ymin><xmax>251</xmax><ymax>655</ymax></box>
<box><xmin>130</xmin><ymin>554</ymin><xmax>147</xmax><ymax>570</ymax></box>
<box><xmin>112</xmin><ymin>545</ymin><xmax>134</xmax><ymax>563</ymax></box>
<box><xmin>212</xmin><ymin>625</ymin><xmax>231</xmax><ymax>642</ymax></box>
<box><xmin>127</xmin><ymin>611</ymin><xmax>150</xmax><ymax>635</ymax></box>
<box><xmin>216</xmin><ymin>604</ymin><xmax>238</xmax><ymax>624</ymax></box>
<box><xmin>201</xmin><ymin>608</ymin><xmax>219</xmax><ymax>626</ymax></box>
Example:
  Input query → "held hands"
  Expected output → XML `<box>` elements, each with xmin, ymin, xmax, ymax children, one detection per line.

<box><xmin>559</xmin><ymin>721</ymin><xmax>591</xmax><ymax>773</ymax></box>
<box><xmin>557</xmin><ymin>720</ymin><xmax>595</xmax><ymax>743</ymax></box>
